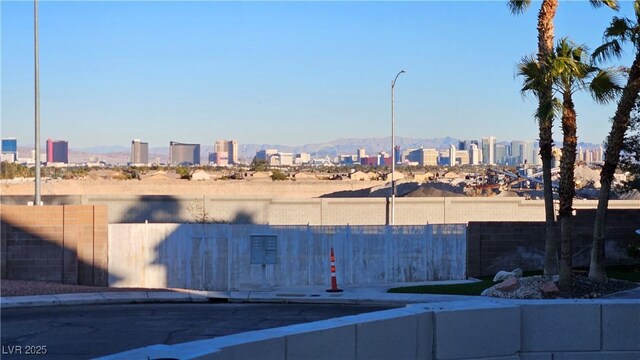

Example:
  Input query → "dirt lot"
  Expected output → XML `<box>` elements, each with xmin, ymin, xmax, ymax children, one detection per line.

<box><xmin>1</xmin><ymin>178</ymin><xmax>383</xmax><ymax>198</ymax></box>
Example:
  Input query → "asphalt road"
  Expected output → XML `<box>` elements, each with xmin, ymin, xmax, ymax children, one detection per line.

<box><xmin>1</xmin><ymin>302</ymin><xmax>394</xmax><ymax>359</ymax></box>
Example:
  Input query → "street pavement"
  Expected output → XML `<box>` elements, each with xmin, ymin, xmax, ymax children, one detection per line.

<box><xmin>1</xmin><ymin>280</ymin><xmax>638</xmax><ymax>359</ymax></box>
<box><xmin>0</xmin><ymin>302</ymin><xmax>394</xmax><ymax>360</ymax></box>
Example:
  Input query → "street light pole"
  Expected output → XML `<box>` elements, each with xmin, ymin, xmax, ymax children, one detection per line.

<box><xmin>34</xmin><ymin>0</ymin><xmax>41</xmax><ymax>206</ymax></box>
<box><xmin>391</xmin><ymin>70</ymin><xmax>405</xmax><ymax>226</ymax></box>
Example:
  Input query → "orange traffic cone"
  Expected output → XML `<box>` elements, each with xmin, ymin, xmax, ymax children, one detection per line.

<box><xmin>326</xmin><ymin>247</ymin><xmax>343</xmax><ymax>292</ymax></box>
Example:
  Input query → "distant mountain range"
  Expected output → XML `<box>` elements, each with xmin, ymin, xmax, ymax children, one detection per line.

<box><xmin>16</xmin><ymin>137</ymin><xmax>602</xmax><ymax>165</ymax></box>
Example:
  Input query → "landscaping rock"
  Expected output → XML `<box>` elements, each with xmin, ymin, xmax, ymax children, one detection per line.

<box><xmin>493</xmin><ymin>271</ymin><xmax>515</xmax><ymax>282</ymax></box>
<box><xmin>495</xmin><ymin>277</ymin><xmax>519</xmax><ymax>291</ymax></box>
<box><xmin>540</xmin><ymin>281</ymin><xmax>560</xmax><ymax>298</ymax></box>
<box><xmin>493</xmin><ymin>268</ymin><xmax>523</xmax><ymax>282</ymax></box>
<box><xmin>512</xmin><ymin>268</ymin><xmax>523</xmax><ymax>278</ymax></box>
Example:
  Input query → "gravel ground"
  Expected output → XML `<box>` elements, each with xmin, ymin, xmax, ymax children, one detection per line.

<box><xmin>0</xmin><ymin>280</ymin><xmax>188</xmax><ymax>297</ymax></box>
<box><xmin>483</xmin><ymin>275</ymin><xmax>639</xmax><ymax>299</ymax></box>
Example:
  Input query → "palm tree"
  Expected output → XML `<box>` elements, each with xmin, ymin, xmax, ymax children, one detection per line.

<box><xmin>508</xmin><ymin>0</ymin><xmax>618</xmax><ymax>277</ymax></box>
<box><xmin>589</xmin><ymin>1</ymin><xmax>640</xmax><ymax>284</ymax></box>
<box><xmin>518</xmin><ymin>39</ymin><xmax>620</xmax><ymax>290</ymax></box>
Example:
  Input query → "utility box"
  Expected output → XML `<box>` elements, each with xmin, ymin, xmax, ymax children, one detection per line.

<box><xmin>250</xmin><ymin>235</ymin><xmax>277</xmax><ymax>265</ymax></box>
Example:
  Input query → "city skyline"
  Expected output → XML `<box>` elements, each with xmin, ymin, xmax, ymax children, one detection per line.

<box><xmin>2</xmin><ymin>1</ymin><xmax>636</xmax><ymax>148</ymax></box>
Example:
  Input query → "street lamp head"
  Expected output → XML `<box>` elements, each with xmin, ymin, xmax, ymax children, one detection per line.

<box><xmin>392</xmin><ymin>70</ymin><xmax>406</xmax><ymax>86</ymax></box>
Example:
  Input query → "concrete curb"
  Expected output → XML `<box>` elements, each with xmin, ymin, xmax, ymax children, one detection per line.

<box><xmin>2</xmin><ymin>284</ymin><xmax>638</xmax><ymax>309</ymax></box>
<box><xmin>0</xmin><ymin>291</ymin><xmax>209</xmax><ymax>309</ymax></box>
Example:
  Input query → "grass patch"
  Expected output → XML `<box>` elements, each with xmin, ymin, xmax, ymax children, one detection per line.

<box><xmin>387</xmin><ymin>266</ymin><xmax>639</xmax><ymax>296</ymax></box>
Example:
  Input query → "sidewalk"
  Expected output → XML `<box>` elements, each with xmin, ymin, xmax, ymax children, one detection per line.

<box><xmin>2</xmin><ymin>279</ymin><xmax>639</xmax><ymax>309</ymax></box>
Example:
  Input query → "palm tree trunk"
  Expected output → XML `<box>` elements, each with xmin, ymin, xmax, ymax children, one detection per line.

<box><xmin>538</xmin><ymin>0</ymin><xmax>560</xmax><ymax>276</ymax></box>
<box><xmin>558</xmin><ymin>94</ymin><xmax>578</xmax><ymax>291</ymax></box>
<box><xmin>589</xmin><ymin>52</ymin><xmax>640</xmax><ymax>283</ymax></box>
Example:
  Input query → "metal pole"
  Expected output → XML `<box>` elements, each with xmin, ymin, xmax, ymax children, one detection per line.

<box><xmin>391</xmin><ymin>70</ymin><xmax>405</xmax><ymax>226</ymax></box>
<box><xmin>34</xmin><ymin>0</ymin><xmax>41</xmax><ymax>206</ymax></box>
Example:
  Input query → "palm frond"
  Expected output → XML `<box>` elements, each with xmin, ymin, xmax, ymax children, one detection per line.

<box><xmin>593</xmin><ymin>39</ymin><xmax>624</xmax><ymax>63</ymax></box>
<box><xmin>517</xmin><ymin>56</ymin><xmax>546</xmax><ymax>95</ymax></box>
<box><xmin>589</xmin><ymin>0</ymin><xmax>619</xmax><ymax>11</ymax></box>
<box><xmin>590</xmin><ymin>69</ymin><xmax>624</xmax><ymax>104</ymax></box>
<box><xmin>604</xmin><ymin>17</ymin><xmax>634</xmax><ymax>40</ymax></box>
<box><xmin>535</xmin><ymin>97</ymin><xmax>561</xmax><ymax>124</ymax></box>
<box><xmin>507</xmin><ymin>0</ymin><xmax>531</xmax><ymax>15</ymax></box>
<box><xmin>635</xmin><ymin>0</ymin><xmax>640</xmax><ymax>20</ymax></box>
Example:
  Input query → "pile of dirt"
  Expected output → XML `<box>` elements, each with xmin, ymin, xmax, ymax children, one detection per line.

<box><xmin>404</xmin><ymin>183</ymin><xmax>465</xmax><ymax>198</ymax></box>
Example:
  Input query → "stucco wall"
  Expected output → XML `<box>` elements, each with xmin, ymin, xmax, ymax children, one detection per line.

<box><xmin>108</xmin><ymin>224</ymin><xmax>467</xmax><ymax>290</ymax></box>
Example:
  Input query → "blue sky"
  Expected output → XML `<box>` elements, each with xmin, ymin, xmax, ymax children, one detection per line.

<box><xmin>1</xmin><ymin>1</ymin><xmax>637</xmax><ymax>149</ymax></box>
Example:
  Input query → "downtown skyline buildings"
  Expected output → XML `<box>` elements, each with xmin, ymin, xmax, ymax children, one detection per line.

<box><xmin>1</xmin><ymin>135</ymin><xmax>606</xmax><ymax>168</ymax></box>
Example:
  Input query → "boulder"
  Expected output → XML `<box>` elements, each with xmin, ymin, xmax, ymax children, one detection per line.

<box><xmin>493</xmin><ymin>270</ymin><xmax>515</xmax><ymax>282</ymax></box>
<box><xmin>495</xmin><ymin>277</ymin><xmax>519</xmax><ymax>291</ymax></box>
<box><xmin>493</xmin><ymin>268</ymin><xmax>524</xmax><ymax>282</ymax></box>
<box><xmin>512</xmin><ymin>268</ymin><xmax>523</xmax><ymax>278</ymax></box>
<box><xmin>540</xmin><ymin>281</ymin><xmax>560</xmax><ymax>298</ymax></box>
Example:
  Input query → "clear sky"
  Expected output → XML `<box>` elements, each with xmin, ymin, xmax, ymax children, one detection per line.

<box><xmin>1</xmin><ymin>1</ymin><xmax>637</xmax><ymax>149</ymax></box>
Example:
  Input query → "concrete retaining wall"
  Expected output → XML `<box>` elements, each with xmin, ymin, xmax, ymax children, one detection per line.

<box><xmin>108</xmin><ymin>224</ymin><xmax>467</xmax><ymax>290</ymax></box>
<box><xmin>99</xmin><ymin>299</ymin><xmax>640</xmax><ymax>360</ymax></box>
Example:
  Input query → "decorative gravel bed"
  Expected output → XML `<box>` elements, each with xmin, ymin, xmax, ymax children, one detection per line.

<box><xmin>482</xmin><ymin>275</ymin><xmax>639</xmax><ymax>299</ymax></box>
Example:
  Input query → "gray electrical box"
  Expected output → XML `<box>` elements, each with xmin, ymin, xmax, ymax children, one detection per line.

<box><xmin>250</xmin><ymin>235</ymin><xmax>277</xmax><ymax>264</ymax></box>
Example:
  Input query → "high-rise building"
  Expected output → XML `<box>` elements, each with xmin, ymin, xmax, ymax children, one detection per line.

<box><xmin>210</xmin><ymin>152</ymin><xmax>229</xmax><ymax>166</ymax></box>
<box><xmin>255</xmin><ymin>149</ymin><xmax>278</xmax><ymax>162</ymax></box>
<box><xmin>357</xmin><ymin>148</ymin><xmax>366</xmax><ymax>162</ymax></box>
<box><xmin>269</xmin><ymin>153</ymin><xmax>293</xmax><ymax>166</ymax></box>
<box><xmin>496</xmin><ymin>144</ymin><xmax>507</xmax><ymax>165</ymax></box>
<box><xmin>170</xmin><ymin>141</ymin><xmax>200</xmax><ymax>165</ymax></box>
<box><xmin>511</xmin><ymin>140</ymin><xmax>525</xmax><ymax>165</ymax></box>
<box><xmin>394</xmin><ymin>145</ymin><xmax>402</xmax><ymax>164</ymax></box>
<box><xmin>228</xmin><ymin>140</ymin><xmax>238</xmax><ymax>165</ymax></box>
<box><xmin>449</xmin><ymin>144</ymin><xmax>457</xmax><ymax>166</ymax></box>
<box><xmin>481</xmin><ymin>136</ymin><xmax>496</xmax><ymax>165</ymax></box>
<box><xmin>46</xmin><ymin>139</ymin><xmax>69</xmax><ymax>163</ymax></box>
<box><xmin>469</xmin><ymin>144</ymin><xmax>480</xmax><ymax>165</ymax></box>
<box><xmin>130</xmin><ymin>139</ymin><xmax>149</xmax><ymax>165</ymax></box>
<box><xmin>295</xmin><ymin>153</ymin><xmax>311</xmax><ymax>165</ymax></box>
<box><xmin>1</xmin><ymin>138</ymin><xmax>17</xmax><ymax>162</ymax></box>
<box><xmin>214</xmin><ymin>140</ymin><xmax>239</xmax><ymax>165</ymax></box>
<box><xmin>408</xmin><ymin>148</ymin><xmax>438</xmax><ymax>166</ymax></box>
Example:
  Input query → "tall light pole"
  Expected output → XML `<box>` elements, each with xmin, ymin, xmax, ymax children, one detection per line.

<box><xmin>391</xmin><ymin>70</ymin><xmax>405</xmax><ymax>226</ymax></box>
<box><xmin>34</xmin><ymin>0</ymin><xmax>41</xmax><ymax>206</ymax></box>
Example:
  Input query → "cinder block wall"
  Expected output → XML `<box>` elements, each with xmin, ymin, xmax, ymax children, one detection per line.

<box><xmin>0</xmin><ymin>205</ymin><xmax>108</xmax><ymax>286</ymax></box>
<box><xmin>467</xmin><ymin>208</ymin><xmax>640</xmax><ymax>277</ymax></box>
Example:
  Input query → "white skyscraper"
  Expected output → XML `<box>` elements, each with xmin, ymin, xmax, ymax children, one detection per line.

<box><xmin>469</xmin><ymin>144</ymin><xmax>480</xmax><ymax>165</ymax></box>
<box><xmin>449</xmin><ymin>144</ymin><xmax>457</xmax><ymax>166</ymax></box>
<box><xmin>481</xmin><ymin>136</ymin><xmax>496</xmax><ymax>165</ymax></box>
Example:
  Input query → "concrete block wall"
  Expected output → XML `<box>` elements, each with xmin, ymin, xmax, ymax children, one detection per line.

<box><xmin>467</xmin><ymin>208</ymin><xmax>640</xmax><ymax>277</ymax></box>
<box><xmin>100</xmin><ymin>300</ymin><xmax>640</xmax><ymax>360</ymax></box>
<box><xmin>64</xmin><ymin>194</ymin><xmax>640</xmax><ymax>225</ymax></box>
<box><xmin>108</xmin><ymin>224</ymin><xmax>467</xmax><ymax>290</ymax></box>
<box><xmin>0</xmin><ymin>205</ymin><xmax>108</xmax><ymax>286</ymax></box>
<box><xmin>3</xmin><ymin>195</ymin><xmax>639</xmax><ymax>226</ymax></box>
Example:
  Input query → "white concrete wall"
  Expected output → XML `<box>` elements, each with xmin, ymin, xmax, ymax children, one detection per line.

<box><xmin>98</xmin><ymin>299</ymin><xmax>640</xmax><ymax>360</ymax></box>
<box><xmin>108</xmin><ymin>224</ymin><xmax>467</xmax><ymax>290</ymax></box>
